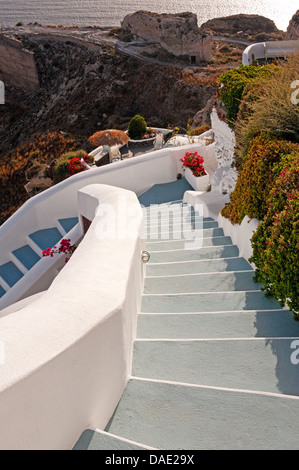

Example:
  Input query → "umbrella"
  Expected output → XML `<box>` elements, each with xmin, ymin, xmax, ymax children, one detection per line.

<box><xmin>88</xmin><ymin>129</ymin><xmax>130</xmax><ymax>148</ymax></box>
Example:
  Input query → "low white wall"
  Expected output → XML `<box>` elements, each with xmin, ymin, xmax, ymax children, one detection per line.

<box><xmin>0</xmin><ymin>143</ymin><xmax>204</xmax><ymax>267</ymax></box>
<box><xmin>183</xmin><ymin>189</ymin><xmax>259</xmax><ymax>264</ymax></box>
<box><xmin>218</xmin><ymin>213</ymin><xmax>259</xmax><ymax>265</ymax></box>
<box><xmin>0</xmin><ymin>184</ymin><xmax>144</xmax><ymax>450</ymax></box>
<box><xmin>0</xmin><ymin>224</ymin><xmax>83</xmax><ymax>312</ymax></box>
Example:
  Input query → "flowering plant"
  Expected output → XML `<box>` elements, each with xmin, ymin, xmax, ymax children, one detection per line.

<box><xmin>180</xmin><ymin>151</ymin><xmax>206</xmax><ymax>177</ymax></box>
<box><xmin>142</xmin><ymin>127</ymin><xmax>156</xmax><ymax>139</ymax></box>
<box><xmin>83</xmin><ymin>154</ymin><xmax>94</xmax><ymax>164</ymax></box>
<box><xmin>67</xmin><ymin>157</ymin><xmax>87</xmax><ymax>175</ymax></box>
<box><xmin>42</xmin><ymin>239</ymin><xmax>76</xmax><ymax>263</ymax></box>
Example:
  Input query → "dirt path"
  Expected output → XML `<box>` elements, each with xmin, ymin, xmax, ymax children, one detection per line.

<box><xmin>1</xmin><ymin>24</ymin><xmax>247</xmax><ymax>69</ymax></box>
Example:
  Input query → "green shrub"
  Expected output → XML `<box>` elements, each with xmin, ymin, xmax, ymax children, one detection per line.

<box><xmin>249</xmin><ymin>154</ymin><xmax>299</xmax><ymax>317</ymax></box>
<box><xmin>219</xmin><ymin>64</ymin><xmax>274</xmax><ymax>127</ymax></box>
<box><xmin>128</xmin><ymin>115</ymin><xmax>147</xmax><ymax>140</ymax></box>
<box><xmin>221</xmin><ymin>134</ymin><xmax>299</xmax><ymax>224</ymax></box>
<box><xmin>54</xmin><ymin>149</ymin><xmax>86</xmax><ymax>182</ymax></box>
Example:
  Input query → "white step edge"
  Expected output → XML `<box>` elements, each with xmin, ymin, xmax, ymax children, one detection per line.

<box><xmin>131</xmin><ymin>376</ymin><xmax>299</xmax><ymax>401</ymax></box>
<box><xmin>10</xmin><ymin>253</ymin><xmax>29</xmax><ymax>275</ymax></box>
<box><xmin>146</xmin><ymin>256</ymin><xmax>245</xmax><ymax>266</ymax></box>
<box><xmin>145</xmin><ymin>270</ymin><xmax>254</xmax><ymax>279</ymax></box>
<box><xmin>92</xmin><ymin>428</ymin><xmax>157</xmax><ymax>450</ymax></box>
<box><xmin>134</xmin><ymin>337</ymin><xmax>299</xmax><ymax>342</ymax></box>
<box><xmin>138</xmin><ymin>309</ymin><xmax>286</xmax><ymax>316</ymax></box>
<box><xmin>142</xmin><ymin>290</ymin><xmax>262</xmax><ymax>296</ymax></box>
<box><xmin>148</xmin><ymin>245</ymin><xmax>234</xmax><ymax>254</ymax></box>
<box><xmin>0</xmin><ymin>275</ymin><xmax>10</xmax><ymax>292</ymax></box>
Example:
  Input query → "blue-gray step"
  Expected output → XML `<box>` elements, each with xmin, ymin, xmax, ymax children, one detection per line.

<box><xmin>149</xmin><ymin>245</ymin><xmax>239</xmax><ymax>263</ymax></box>
<box><xmin>137</xmin><ymin>310</ymin><xmax>299</xmax><ymax>339</ymax></box>
<box><xmin>103</xmin><ymin>379</ymin><xmax>299</xmax><ymax>450</ymax></box>
<box><xmin>12</xmin><ymin>245</ymin><xmax>40</xmax><ymax>270</ymax></box>
<box><xmin>132</xmin><ymin>339</ymin><xmax>299</xmax><ymax>396</ymax></box>
<box><xmin>144</xmin><ymin>271</ymin><xmax>261</xmax><ymax>294</ymax></box>
<box><xmin>0</xmin><ymin>285</ymin><xmax>6</xmax><ymax>298</ymax></box>
<box><xmin>141</xmin><ymin>291</ymin><xmax>283</xmax><ymax>313</ymax></box>
<box><xmin>145</xmin><ymin>227</ymin><xmax>224</xmax><ymax>241</ymax></box>
<box><xmin>138</xmin><ymin>179</ymin><xmax>193</xmax><ymax>206</ymax></box>
<box><xmin>146</xmin><ymin>236</ymin><xmax>232</xmax><ymax>251</ymax></box>
<box><xmin>58</xmin><ymin>217</ymin><xmax>79</xmax><ymax>233</ymax></box>
<box><xmin>146</xmin><ymin>257</ymin><xmax>253</xmax><ymax>276</ymax></box>
<box><xmin>75</xmin><ymin>204</ymin><xmax>299</xmax><ymax>450</ymax></box>
<box><xmin>145</xmin><ymin>219</ymin><xmax>219</xmax><ymax>231</ymax></box>
<box><xmin>0</xmin><ymin>261</ymin><xmax>24</xmax><ymax>287</ymax></box>
<box><xmin>29</xmin><ymin>227</ymin><xmax>62</xmax><ymax>251</ymax></box>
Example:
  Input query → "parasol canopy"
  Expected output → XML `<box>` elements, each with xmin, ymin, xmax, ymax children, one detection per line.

<box><xmin>88</xmin><ymin>129</ymin><xmax>130</xmax><ymax>148</ymax></box>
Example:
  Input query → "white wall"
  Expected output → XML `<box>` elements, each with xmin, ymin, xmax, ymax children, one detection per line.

<box><xmin>0</xmin><ymin>184</ymin><xmax>144</xmax><ymax>450</ymax></box>
<box><xmin>210</xmin><ymin>108</ymin><xmax>238</xmax><ymax>195</ymax></box>
<box><xmin>0</xmin><ymin>143</ymin><xmax>203</xmax><ymax>266</ymax></box>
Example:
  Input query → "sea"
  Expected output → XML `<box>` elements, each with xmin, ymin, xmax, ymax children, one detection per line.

<box><xmin>0</xmin><ymin>0</ymin><xmax>297</xmax><ymax>32</ymax></box>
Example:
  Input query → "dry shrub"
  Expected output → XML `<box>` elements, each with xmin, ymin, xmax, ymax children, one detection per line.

<box><xmin>235</xmin><ymin>53</ymin><xmax>299</xmax><ymax>163</ymax></box>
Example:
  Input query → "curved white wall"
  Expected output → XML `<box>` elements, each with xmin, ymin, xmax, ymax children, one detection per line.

<box><xmin>0</xmin><ymin>184</ymin><xmax>144</xmax><ymax>450</ymax></box>
<box><xmin>242</xmin><ymin>43</ymin><xmax>266</xmax><ymax>65</ymax></box>
<box><xmin>0</xmin><ymin>143</ymin><xmax>206</xmax><ymax>266</ymax></box>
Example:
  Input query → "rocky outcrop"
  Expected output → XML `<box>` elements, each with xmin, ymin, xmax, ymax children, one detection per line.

<box><xmin>121</xmin><ymin>11</ymin><xmax>212</xmax><ymax>63</ymax></box>
<box><xmin>200</xmin><ymin>14</ymin><xmax>280</xmax><ymax>36</ymax></box>
<box><xmin>0</xmin><ymin>35</ymin><xmax>39</xmax><ymax>93</ymax></box>
<box><xmin>286</xmin><ymin>10</ymin><xmax>299</xmax><ymax>39</ymax></box>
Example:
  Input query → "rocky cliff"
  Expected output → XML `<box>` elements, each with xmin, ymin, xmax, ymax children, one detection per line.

<box><xmin>200</xmin><ymin>14</ymin><xmax>281</xmax><ymax>36</ymax></box>
<box><xmin>0</xmin><ymin>35</ymin><xmax>39</xmax><ymax>93</ymax></box>
<box><xmin>121</xmin><ymin>11</ymin><xmax>212</xmax><ymax>63</ymax></box>
<box><xmin>287</xmin><ymin>10</ymin><xmax>299</xmax><ymax>39</ymax></box>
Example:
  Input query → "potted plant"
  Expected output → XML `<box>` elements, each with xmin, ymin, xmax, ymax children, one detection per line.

<box><xmin>127</xmin><ymin>115</ymin><xmax>157</xmax><ymax>146</ymax></box>
<box><xmin>180</xmin><ymin>151</ymin><xmax>209</xmax><ymax>191</ymax></box>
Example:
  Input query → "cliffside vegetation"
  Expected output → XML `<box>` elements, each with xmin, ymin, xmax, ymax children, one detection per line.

<box><xmin>220</xmin><ymin>54</ymin><xmax>299</xmax><ymax>318</ymax></box>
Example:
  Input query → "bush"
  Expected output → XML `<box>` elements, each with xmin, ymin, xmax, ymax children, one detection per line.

<box><xmin>188</xmin><ymin>125</ymin><xmax>211</xmax><ymax>136</ymax></box>
<box><xmin>221</xmin><ymin>134</ymin><xmax>299</xmax><ymax>224</ymax></box>
<box><xmin>54</xmin><ymin>149</ymin><xmax>87</xmax><ymax>182</ymax></box>
<box><xmin>219</xmin><ymin>64</ymin><xmax>274</xmax><ymax>127</ymax></box>
<box><xmin>249</xmin><ymin>154</ymin><xmax>299</xmax><ymax>317</ymax></box>
<box><xmin>128</xmin><ymin>115</ymin><xmax>147</xmax><ymax>140</ymax></box>
<box><xmin>235</xmin><ymin>53</ymin><xmax>299</xmax><ymax>164</ymax></box>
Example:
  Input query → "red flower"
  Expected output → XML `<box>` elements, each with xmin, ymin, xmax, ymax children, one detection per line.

<box><xmin>180</xmin><ymin>151</ymin><xmax>206</xmax><ymax>177</ymax></box>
